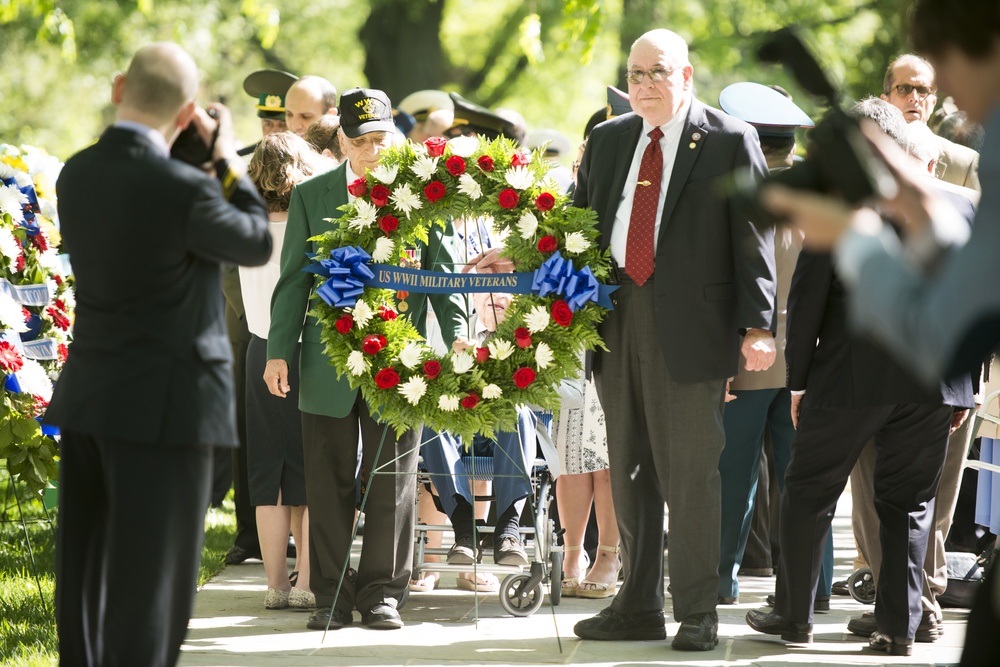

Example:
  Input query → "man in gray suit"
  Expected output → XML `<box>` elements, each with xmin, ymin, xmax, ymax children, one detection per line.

<box><xmin>571</xmin><ymin>29</ymin><xmax>777</xmax><ymax>651</ymax></box>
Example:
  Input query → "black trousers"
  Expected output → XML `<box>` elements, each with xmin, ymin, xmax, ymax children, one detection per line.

<box><xmin>301</xmin><ymin>395</ymin><xmax>419</xmax><ymax>615</ymax></box>
<box><xmin>773</xmin><ymin>401</ymin><xmax>952</xmax><ymax>639</ymax></box>
<box><xmin>55</xmin><ymin>432</ymin><xmax>213</xmax><ymax>667</ymax></box>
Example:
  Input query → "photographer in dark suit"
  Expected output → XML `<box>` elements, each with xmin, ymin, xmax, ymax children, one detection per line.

<box><xmin>48</xmin><ymin>42</ymin><xmax>271</xmax><ymax>667</ymax></box>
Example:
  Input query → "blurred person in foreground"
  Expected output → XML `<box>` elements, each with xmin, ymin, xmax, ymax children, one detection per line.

<box><xmin>756</xmin><ymin>2</ymin><xmax>1000</xmax><ymax>663</ymax></box>
<box><xmin>48</xmin><ymin>42</ymin><xmax>271</xmax><ymax>666</ymax></box>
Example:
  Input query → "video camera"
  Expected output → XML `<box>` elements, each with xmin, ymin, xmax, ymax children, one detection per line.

<box><xmin>730</xmin><ymin>27</ymin><xmax>897</xmax><ymax>227</ymax></box>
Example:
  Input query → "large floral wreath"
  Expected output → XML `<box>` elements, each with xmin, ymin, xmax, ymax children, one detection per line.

<box><xmin>309</xmin><ymin>135</ymin><xmax>614</xmax><ymax>443</ymax></box>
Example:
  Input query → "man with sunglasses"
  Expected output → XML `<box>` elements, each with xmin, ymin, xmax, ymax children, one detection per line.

<box><xmin>881</xmin><ymin>54</ymin><xmax>980</xmax><ymax>190</ymax></box>
<box><xmin>571</xmin><ymin>28</ymin><xmax>776</xmax><ymax>651</ymax></box>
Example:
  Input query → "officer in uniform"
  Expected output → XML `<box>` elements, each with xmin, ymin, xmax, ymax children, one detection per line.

<box><xmin>398</xmin><ymin>90</ymin><xmax>454</xmax><ymax>144</ymax></box>
<box><xmin>238</xmin><ymin>69</ymin><xmax>299</xmax><ymax>157</ymax></box>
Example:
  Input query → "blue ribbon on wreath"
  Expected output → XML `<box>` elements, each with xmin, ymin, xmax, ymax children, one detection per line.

<box><xmin>305</xmin><ymin>246</ymin><xmax>375</xmax><ymax>308</ymax></box>
<box><xmin>531</xmin><ymin>252</ymin><xmax>616</xmax><ymax>311</ymax></box>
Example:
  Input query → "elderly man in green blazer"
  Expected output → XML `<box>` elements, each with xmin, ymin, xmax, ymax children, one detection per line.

<box><xmin>265</xmin><ymin>87</ymin><xmax>463</xmax><ymax>631</ymax></box>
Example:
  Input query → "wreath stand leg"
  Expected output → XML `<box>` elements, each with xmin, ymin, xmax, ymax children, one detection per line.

<box><xmin>0</xmin><ymin>469</ymin><xmax>55</xmax><ymax>616</ymax></box>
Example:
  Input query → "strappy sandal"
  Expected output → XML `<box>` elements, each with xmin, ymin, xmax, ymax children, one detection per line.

<box><xmin>409</xmin><ymin>571</ymin><xmax>440</xmax><ymax>593</ymax></box>
<box><xmin>560</xmin><ymin>544</ymin><xmax>589</xmax><ymax>598</ymax></box>
<box><xmin>456</xmin><ymin>571</ymin><xmax>500</xmax><ymax>592</ymax></box>
<box><xmin>577</xmin><ymin>544</ymin><xmax>621</xmax><ymax>599</ymax></box>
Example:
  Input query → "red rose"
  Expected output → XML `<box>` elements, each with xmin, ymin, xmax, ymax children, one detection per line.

<box><xmin>551</xmin><ymin>299</ymin><xmax>573</xmax><ymax>326</ymax></box>
<box><xmin>15</xmin><ymin>253</ymin><xmax>24</xmax><ymax>272</ymax></box>
<box><xmin>510</xmin><ymin>151</ymin><xmax>530</xmax><ymax>167</ymax></box>
<box><xmin>53</xmin><ymin>298</ymin><xmax>67</xmax><ymax>312</ymax></box>
<box><xmin>370</xmin><ymin>184</ymin><xmax>391</xmax><ymax>208</ymax></box>
<box><xmin>514</xmin><ymin>327</ymin><xmax>532</xmax><ymax>348</ymax></box>
<box><xmin>445</xmin><ymin>155</ymin><xmax>466</xmax><ymax>176</ymax></box>
<box><xmin>0</xmin><ymin>340</ymin><xmax>24</xmax><ymax>373</ymax></box>
<box><xmin>513</xmin><ymin>367</ymin><xmax>536</xmax><ymax>389</ymax></box>
<box><xmin>498</xmin><ymin>188</ymin><xmax>520</xmax><ymax>209</ymax></box>
<box><xmin>58</xmin><ymin>343</ymin><xmax>68</xmax><ymax>363</ymax></box>
<box><xmin>424</xmin><ymin>180</ymin><xmax>446</xmax><ymax>203</ymax></box>
<box><xmin>425</xmin><ymin>136</ymin><xmax>447</xmax><ymax>157</ymax></box>
<box><xmin>461</xmin><ymin>392</ymin><xmax>480</xmax><ymax>409</ymax></box>
<box><xmin>347</xmin><ymin>178</ymin><xmax>369</xmax><ymax>198</ymax></box>
<box><xmin>362</xmin><ymin>334</ymin><xmax>387</xmax><ymax>355</ymax></box>
<box><xmin>475</xmin><ymin>347</ymin><xmax>490</xmax><ymax>363</ymax></box>
<box><xmin>477</xmin><ymin>155</ymin><xmax>495</xmax><ymax>172</ymax></box>
<box><xmin>47</xmin><ymin>306</ymin><xmax>70</xmax><ymax>331</ymax></box>
<box><xmin>335</xmin><ymin>314</ymin><xmax>354</xmax><ymax>334</ymax></box>
<box><xmin>378</xmin><ymin>215</ymin><xmax>399</xmax><ymax>235</ymax></box>
<box><xmin>535</xmin><ymin>192</ymin><xmax>555</xmax><ymax>211</ymax></box>
<box><xmin>53</xmin><ymin>274</ymin><xmax>63</xmax><ymax>286</ymax></box>
<box><xmin>379</xmin><ymin>305</ymin><xmax>397</xmax><ymax>321</ymax></box>
<box><xmin>537</xmin><ymin>235</ymin><xmax>558</xmax><ymax>253</ymax></box>
<box><xmin>30</xmin><ymin>395</ymin><xmax>48</xmax><ymax>417</ymax></box>
<box><xmin>31</xmin><ymin>232</ymin><xmax>48</xmax><ymax>252</ymax></box>
<box><xmin>423</xmin><ymin>360</ymin><xmax>441</xmax><ymax>379</ymax></box>
<box><xmin>374</xmin><ymin>367</ymin><xmax>400</xmax><ymax>390</ymax></box>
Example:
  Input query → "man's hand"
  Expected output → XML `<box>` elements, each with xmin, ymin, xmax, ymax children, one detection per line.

<box><xmin>790</xmin><ymin>392</ymin><xmax>804</xmax><ymax>430</ymax></box>
<box><xmin>451</xmin><ymin>337</ymin><xmax>475</xmax><ymax>354</ymax></box>
<box><xmin>264</xmin><ymin>358</ymin><xmax>290</xmax><ymax>398</ymax></box>
<box><xmin>742</xmin><ymin>328</ymin><xmax>776</xmax><ymax>371</ymax></box>
<box><xmin>461</xmin><ymin>247</ymin><xmax>515</xmax><ymax>275</ymax></box>
<box><xmin>725</xmin><ymin>380</ymin><xmax>737</xmax><ymax>403</ymax></box>
<box><xmin>191</xmin><ymin>102</ymin><xmax>238</xmax><ymax>163</ymax></box>
<box><xmin>950</xmin><ymin>409</ymin><xmax>970</xmax><ymax>434</ymax></box>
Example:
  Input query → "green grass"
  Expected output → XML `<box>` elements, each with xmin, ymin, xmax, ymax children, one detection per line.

<box><xmin>0</xmin><ymin>473</ymin><xmax>236</xmax><ymax>666</ymax></box>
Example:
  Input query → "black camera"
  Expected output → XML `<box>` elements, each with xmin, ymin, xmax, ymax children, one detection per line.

<box><xmin>171</xmin><ymin>107</ymin><xmax>219</xmax><ymax>167</ymax></box>
<box><xmin>730</xmin><ymin>27</ymin><xmax>897</xmax><ymax>227</ymax></box>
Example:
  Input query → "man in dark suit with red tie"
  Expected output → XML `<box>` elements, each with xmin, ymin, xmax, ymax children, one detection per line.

<box><xmin>48</xmin><ymin>43</ymin><xmax>271</xmax><ymax>666</ymax></box>
<box><xmin>572</xmin><ymin>29</ymin><xmax>776</xmax><ymax>651</ymax></box>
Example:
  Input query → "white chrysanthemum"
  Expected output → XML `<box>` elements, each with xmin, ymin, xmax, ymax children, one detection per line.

<box><xmin>0</xmin><ymin>226</ymin><xmax>20</xmax><ymax>263</ymax></box>
<box><xmin>372</xmin><ymin>236</ymin><xmax>395</xmax><ymax>263</ymax></box>
<box><xmin>0</xmin><ymin>292</ymin><xmax>28</xmax><ymax>332</ymax></box>
<box><xmin>516</xmin><ymin>210</ymin><xmax>538</xmax><ymax>239</ymax></box>
<box><xmin>37</xmin><ymin>249</ymin><xmax>59</xmax><ymax>270</ymax></box>
<box><xmin>398</xmin><ymin>341</ymin><xmax>424</xmax><ymax>369</ymax></box>
<box><xmin>16</xmin><ymin>358</ymin><xmax>53</xmax><ymax>401</ymax></box>
<box><xmin>438</xmin><ymin>394</ymin><xmax>460</xmax><ymax>412</ymax></box>
<box><xmin>13</xmin><ymin>171</ymin><xmax>32</xmax><ymax>188</ymax></box>
<box><xmin>371</xmin><ymin>164</ymin><xmax>398</xmax><ymax>185</ymax></box>
<box><xmin>0</xmin><ymin>184</ymin><xmax>28</xmax><ymax>223</ymax></box>
<box><xmin>525</xmin><ymin>305</ymin><xmax>550</xmax><ymax>333</ymax></box>
<box><xmin>564</xmin><ymin>231</ymin><xmax>591</xmax><ymax>254</ymax></box>
<box><xmin>504</xmin><ymin>166</ymin><xmax>534</xmax><ymax>190</ymax></box>
<box><xmin>347</xmin><ymin>350</ymin><xmax>369</xmax><ymax>376</ymax></box>
<box><xmin>451</xmin><ymin>351</ymin><xmax>475</xmax><ymax>374</ymax></box>
<box><xmin>457</xmin><ymin>173</ymin><xmax>482</xmax><ymax>200</ymax></box>
<box><xmin>348</xmin><ymin>199</ymin><xmax>378</xmax><ymax>231</ymax></box>
<box><xmin>535</xmin><ymin>341</ymin><xmax>554</xmax><ymax>369</ymax></box>
<box><xmin>447</xmin><ymin>135</ymin><xmax>478</xmax><ymax>157</ymax></box>
<box><xmin>409</xmin><ymin>155</ymin><xmax>439</xmax><ymax>182</ymax></box>
<box><xmin>487</xmin><ymin>338</ymin><xmax>515</xmax><ymax>361</ymax></box>
<box><xmin>390</xmin><ymin>183</ymin><xmax>423</xmax><ymax>215</ymax></box>
<box><xmin>398</xmin><ymin>376</ymin><xmax>427</xmax><ymax>405</ymax></box>
<box><xmin>482</xmin><ymin>384</ymin><xmax>503</xmax><ymax>400</ymax></box>
<box><xmin>61</xmin><ymin>285</ymin><xmax>76</xmax><ymax>308</ymax></box>
<box><xmin>351</xmin><ymin>300</ymin><xmax>374</xmax><ymax>328</ymax></box>
<box><xmin>0</xmin><ymin>163</ymin><xmax>18</xmax><ymax>180</ymax></box>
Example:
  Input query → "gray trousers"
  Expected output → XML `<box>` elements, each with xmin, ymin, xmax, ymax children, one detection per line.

<box><xmin>851</xmin><ymin>413</ymin><xmax>973</xmax><ymax>616</ymax></box>
<box><xmin>594</xmin><ymin>276</ymin><xmax>726</xmax><ymax>621</ymax></box>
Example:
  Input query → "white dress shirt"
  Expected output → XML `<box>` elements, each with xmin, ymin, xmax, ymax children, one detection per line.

<box><xmin>609</xmin><ymin>97</ymin><xmax>690</xmax><ymax>267</ymax></box>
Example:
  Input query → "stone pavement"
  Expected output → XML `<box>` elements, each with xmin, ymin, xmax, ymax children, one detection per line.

<box><xmin>180</xmin><ymin>493</ymin><xmax>969</xmax><ymax>667</ymax></box>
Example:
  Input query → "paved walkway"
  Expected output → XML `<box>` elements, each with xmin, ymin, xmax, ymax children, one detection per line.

<box><xmin>180</xmin><ymin>493</ymin><xmax>968</xmax><ymax>667</ymax></box>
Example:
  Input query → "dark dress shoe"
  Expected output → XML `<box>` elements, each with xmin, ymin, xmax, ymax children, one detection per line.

<box><xmin>831</xmin><ymin>579</ymin><xmax>850</xmax><ymax>596</ymax></box>
<box><xmin>363</xmin><ymin>603</ymin><xmax>403</xmax><ymax>629</ymax></box>
<box><xmin>849</xmin><ymin>610</ymin><xmax>940</xmax><ymax>642</ymax></box>
<box><xmin>766</xmin><ymin>593</ymin><xmax>829</xmax><ymax>612</ymax></box>
<box><xmin>494</xmin><ymin>535</ymin><xmax>529</xmax><ymax>567</ymax></box>
<box><xmin>573</xmin><ymin>606</ymin><xmax>666</xmax><ymax>641</ymax></box>
<box><xmin>223</xmin><ymin>545</ymin><xmax>261</xmax><ymax>565</ymax></box>
<box><xmin>306</xmin><ymin>607</ymin><xmax>352</xmax><ymax>630</ymax></box>
<box><xmin>738</xmin><ymin>566</ymin><xmax>774</xmax><ymax>577</ymax></box>
<box><xmin>447</xmin><ymin>534</ymin><xmax>476</xmax><ymax>564</ymax></box>
<box><xmin>868</xmin><ymin>631</ymin><xmax>913</xmax><ymax>656</ymax></box>
<box><xmin>672</xmin><ymin>611</ymin><xmax>719</xmax><ymax>651</ymax></box>
<box><xmin>745</xmin><ymin>609</ymin><xmax>812</xmax><ymax>643</ymax></box>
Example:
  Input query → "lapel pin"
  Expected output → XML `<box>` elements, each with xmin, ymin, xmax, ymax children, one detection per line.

<box><xmin>692</xmin><ymin>132</ymin><xmax>702</xmax><ymax>141</ymax></box>
<box><xmin>688</xmin><ymin>142</ymin><xmax>697</xmax><ymax>149</ymax></box>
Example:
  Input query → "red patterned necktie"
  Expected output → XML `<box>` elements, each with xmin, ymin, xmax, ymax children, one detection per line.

<box><xmin>625</xmin><ymin>127</ymin><xmax>664</xmax><ymax>286</ymax></box>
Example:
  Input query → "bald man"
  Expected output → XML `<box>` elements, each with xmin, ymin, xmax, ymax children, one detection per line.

<box><xmin>49</xmin><ymin>42</ymin><xmax>271</xmax><ymax>666</ymax></box>
<box><xmin>285</xmin><ymin>75</ymin><xmax>338</xmax><ymax>137</ymax></box>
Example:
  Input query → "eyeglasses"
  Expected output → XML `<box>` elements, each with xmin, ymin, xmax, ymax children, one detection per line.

<box><xmin>890</xmin><ymin>83</ymin><xmax>936</xmax><ymax>98</ymax></box>
<box><xmin>625</xmin><ymin>65</ymin><xmax>682</xmax><ymax>85</ymax></box>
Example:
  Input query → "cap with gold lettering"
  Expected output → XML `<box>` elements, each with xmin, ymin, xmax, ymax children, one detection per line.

<box><xmin>242</xmin><ymin>69</ymin><xmax>298</xmax><ymax>120</ymax></box>
<box><xmin>338</xmin><ymin>88</ymin><xmax>396</xmax><ymax>138</ymax></box>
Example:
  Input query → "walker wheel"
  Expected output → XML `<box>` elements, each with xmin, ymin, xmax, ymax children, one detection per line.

<box><xmin>848</xmin><ymin>567</ymin><xmax>876</xmax><ymax>604</ymax></box>
<box><xmin>499</xmin><ymin>573</ymin><xmax>545</xmax><ymax>616</ymax></box>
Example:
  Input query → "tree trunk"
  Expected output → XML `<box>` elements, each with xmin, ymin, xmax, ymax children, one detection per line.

<box><xmin>359</xmin><ymin>0</ymin><xmax>446</xmax><ymax>104</ymax></box>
